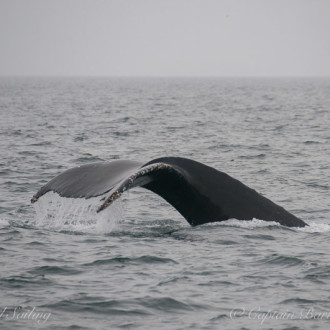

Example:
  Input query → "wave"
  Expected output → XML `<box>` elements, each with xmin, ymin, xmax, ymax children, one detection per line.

<box><xmin>83</xmin><ymin>255</ymin><xmax>177</xmax><ymax>267</ymax></box>
<box><xmin>41</xmin><ymin>295</ymin><xmax>206</xmax><ymax>315</ymax></box>
<box><xmin>297</xmin><ymin>222</ymin><xmax>330</xmax><ymax>233</ymax></box>
<box><xmin>202</xmin><ymin>218</ymin><xmax>330</xmax><ymax>233</ymax></box>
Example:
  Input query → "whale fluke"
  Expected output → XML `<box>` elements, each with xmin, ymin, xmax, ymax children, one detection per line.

<box><xmin>31</xmin><ymin>157</ymin><xmax>307</xmax><ymax>227</ymax></box>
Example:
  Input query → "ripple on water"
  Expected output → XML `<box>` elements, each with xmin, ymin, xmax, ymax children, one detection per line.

<box><xmin>258</xmin><ymin>254</ymin><xmax>305</xmax><ymax>267</ymax></box>
<box><xmin>303</xmin><ymin>265</ymin><xmax>330</xmax><ymax>282</ymax></box>
<box><xmin>28</xmin><ymin>265</ymin><xmax>83</xmax><ymax>276</ymax></box>
<box><xmin>41</xmin><ymin>297</ymin><xmax>149</xmax><ymax>316</ymax></box>
<box><xmin>0</xmin><ymin>275</ymin><xmax>54</xmax><ymax>289</ymax></box>
<box><xmin>243</xmin><ymin>234</ymin><xmax>276</xmax><ymax>240</ymax></box>
<box><xmin>82</xmin><ymin>255</ymin><xmax>177</xmax><ymax>267</ymax></box>
<box><xmin>42</xmin><ymin>295</ymin><xmax>207</xmax><ymax>316</ymax></box>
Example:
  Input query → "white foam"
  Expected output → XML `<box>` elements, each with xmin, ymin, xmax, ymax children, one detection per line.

<box><xmin>213</xmin><ymin>218</ymin><xmax>281</xmax><ymax>229</ymax></box>
<box><xmin>297</xmin><ymin>221</ymin><xmax>330</xmax><ymax>233</ymax></box>
<box><xmin>0</xmin><ymin>218</ymin><xmax>10</xmax><ymax>228</ymax></box>
<box><xmin>31</xmin><ymin>194</ymin><xmax>330</xmax><ymax>234</ymax></box>
<box><xmin>32</xmin><ymin>192</ymin><xmax>123</xmax><ymax>234</ymax></box>
<box><xmin>210</xmin><ymin>218</ymin><xmax>330</xmax><ymax>233</ymax></box>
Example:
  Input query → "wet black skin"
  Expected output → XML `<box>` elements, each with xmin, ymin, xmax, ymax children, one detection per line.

<box><xmin>32</xmin><ymin>157</ymin><xmax>307</xmax><ymax>228</ymax></box>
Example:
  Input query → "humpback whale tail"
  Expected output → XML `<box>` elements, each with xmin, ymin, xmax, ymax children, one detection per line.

<box><xmin>31</xmin><ymin>157</ymin><xmax>307</xmax><ymax>228</ymax></box>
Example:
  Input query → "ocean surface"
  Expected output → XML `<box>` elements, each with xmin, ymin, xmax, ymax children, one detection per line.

<box><xmin>0</xmin><ymin>77</ymin><xmax>330</xmax><ymax>329</ymax></box>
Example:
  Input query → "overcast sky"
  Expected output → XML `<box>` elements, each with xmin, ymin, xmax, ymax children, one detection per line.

<box><xmin>1</xmin><ymin>0</ymin><xmax>329</xmax><ymax>77</ymax></box>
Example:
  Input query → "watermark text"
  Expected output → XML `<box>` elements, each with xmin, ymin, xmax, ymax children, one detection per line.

<box><xmin>230</xmin><ymin>307</ymin><xmax>330</xmax><ymax>325</ymax></box>
<box><xmin>0</xmin><ymin>306</ymin><xmax>51</xmax><ymax>325</ymax></box>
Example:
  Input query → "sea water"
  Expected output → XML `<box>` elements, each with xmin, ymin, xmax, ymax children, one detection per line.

<box><xmin>0</xmin><ymin>77</ymin><xmax>330</xmax><ymax>329</ymax></box>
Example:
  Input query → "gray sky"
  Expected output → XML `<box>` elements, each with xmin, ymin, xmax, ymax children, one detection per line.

<box><xmin>1</xmin><ymin>0</ymin><xmax>329</xmax><ymax>77</ymax></box>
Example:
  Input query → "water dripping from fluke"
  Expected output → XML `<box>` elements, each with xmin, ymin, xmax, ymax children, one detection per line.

<box><xmin>32</xmin><ymin>192</ymin><xmax>123</xmax><ymax>234</ymax></box>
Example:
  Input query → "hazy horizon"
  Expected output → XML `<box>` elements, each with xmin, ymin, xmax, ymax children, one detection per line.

<box><xmin>1</xmin><ymin>75</ymin><xmax>330</xmax><ymax>78</ymax></box>
<box><xmin>1</xmin><ymin>0</ymin><xmax>329</xmax><ymax>77</ymax></box>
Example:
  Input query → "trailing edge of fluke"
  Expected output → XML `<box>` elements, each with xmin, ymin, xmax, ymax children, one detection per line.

<box><xmin>31</xmin><ymin>157</ymin><xmax>307</xmax><ymax>227</ymax></box>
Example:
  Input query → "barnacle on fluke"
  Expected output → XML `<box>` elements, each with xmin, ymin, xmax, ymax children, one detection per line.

<box><xmin>32</xmin><ymin>157</ymin><xmax>307</xmax><ymax>227</ymax></box>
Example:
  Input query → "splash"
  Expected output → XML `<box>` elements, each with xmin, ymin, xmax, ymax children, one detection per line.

<box><xmin>213</xmin><ymin>218</ymin><xmax>281</xmax><ymax>229</ymax></box>
<box><xmin>297</xmin><ymin>221</ymin><xmax>330</xmax><ymax>233</ymax></box>
<box><xmin>33</xmin><ymin>192</ymin><xmax>123</xmax><ymax>234</ymax></box>
<box><xmin>207</xmin><ymin>218</ymin><xmax>330</xmax><ymax>232</ymax></box>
